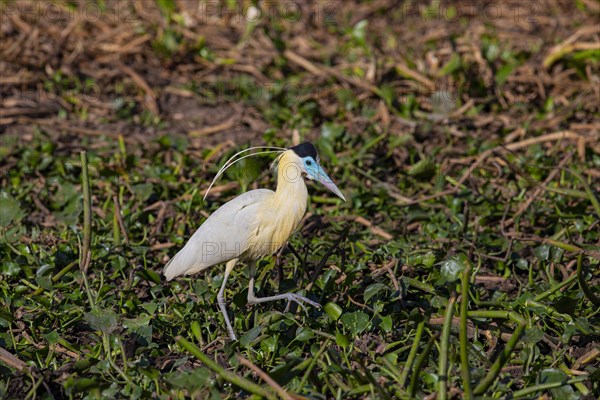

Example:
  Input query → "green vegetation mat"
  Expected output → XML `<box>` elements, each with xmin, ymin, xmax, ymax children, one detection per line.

<box><xmin>1</xmin><ymin>1</ymin><xmax>599</xmax><ymax>398</ymax></box>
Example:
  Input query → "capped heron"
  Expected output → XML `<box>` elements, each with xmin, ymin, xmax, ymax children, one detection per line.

<box><xmin>164</xmin><ymin>142</ymin><xmax>345</xmax><ymax>340</ymax></box>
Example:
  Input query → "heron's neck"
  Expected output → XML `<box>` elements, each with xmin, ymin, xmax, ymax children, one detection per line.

<box><xmin>248</xmin><ymin>153</ymin><xmax>308</xmax><ymax>257</ymax></box>
<box><xmin>272</xmin><ymin>154</ymin><xmax>308</xmax><ymax>217</ymax></box>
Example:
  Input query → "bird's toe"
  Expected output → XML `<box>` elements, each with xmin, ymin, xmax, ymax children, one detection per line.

<box><xmin>294</xmin><ymin>294</ymin><xmax>320</xmax><ymax>309</ymax></box>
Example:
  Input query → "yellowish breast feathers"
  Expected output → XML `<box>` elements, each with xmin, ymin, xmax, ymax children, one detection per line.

<box><xmin>244</xmin><ymin>150</ymin><xmax>308</xmax><ymax>259</ymax></box>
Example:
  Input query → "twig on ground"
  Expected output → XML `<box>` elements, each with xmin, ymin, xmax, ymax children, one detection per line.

<box><xmin>238</xmin><ymin>356</ymin><xmax>296</xmax><ymax>400</ymax></box>
<box><xmin>189</xmin><ymin>117</ymin><xmax>238</xmax><ymax>137</ymax></box>
<box><xmin>503</xmin><ymin>151</ymin><xmax>573</xmax><ymax>227</ymax></box>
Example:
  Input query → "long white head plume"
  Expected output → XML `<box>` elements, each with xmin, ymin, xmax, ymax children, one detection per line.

<box><xmin>203</xmin><ymin>146</ymin><xmax>287</xmax><ymax>200</ymax></box>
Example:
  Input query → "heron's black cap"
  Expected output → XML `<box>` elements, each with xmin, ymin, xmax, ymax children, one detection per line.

<box><xmin>290</xmin><ymin>142</ymin><xmax>318</xmax><ymax>161</ymax></box>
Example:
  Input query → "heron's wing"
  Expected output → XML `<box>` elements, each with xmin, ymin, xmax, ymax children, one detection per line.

<box><xmin>163</xmin><ymin>189</ymin><xmax>273</xmax><ymax>280</ymax></box>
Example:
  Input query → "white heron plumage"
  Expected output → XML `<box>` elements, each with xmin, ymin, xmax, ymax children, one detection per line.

<box><xmin>163</xmin><ymin>142</ymin><xmax>345</xmax><ymax>340</ymax></box>
<box><xmin>163</xmin><ymin>189</ymin><xmax>272</xmax><ymax>279</ymax></box>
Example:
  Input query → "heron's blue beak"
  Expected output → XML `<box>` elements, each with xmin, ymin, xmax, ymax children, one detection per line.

<box><xmin>308</xmin><ymin>164</ymin><xmax>346</xmax><ymax>201</ymax></box>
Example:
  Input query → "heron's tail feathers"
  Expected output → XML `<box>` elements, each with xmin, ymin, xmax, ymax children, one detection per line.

<box><xmin>163</xmin><ymin>246</ymin><xmax>208</xmax><ymax>281</ymax></box>
<box><xmin>162</xmin><ymin>257</ymin><xmax>177</xmax><ymax>281</ymax></box>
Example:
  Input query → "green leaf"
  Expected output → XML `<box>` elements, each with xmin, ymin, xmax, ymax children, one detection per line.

<box><xmin>156</xmin><ymin>0</ymin><xmax>175</xmax><ymax>16</ymax></box>
<box><xmin>552</xmin><ymin>296</ymin><xmax>578</xmax><ymax>317</ymax></box>
<box><xmin>260</xmin><ymin>336</ymin><xmax>277</xmax><ymax>353</ymax></box>
<box><xmin>240</xmin><ymin>326</ymin><xmax>261</xmax><ymax>348</ymax></box>
<box><xmin>438</xmin><ymin>53</ymin><xmax>461</xmax><ymax>76</ymax></box>
<box><xmin>141</xmin><ymin>302</ymin><xmax>158</xmax><ymax>315</ymax></box>
<box><xmin>132</xmin><ymin>183</ymin><xmax>154</xmax><ymax>202</ymax></box>
<box><xmin>423</xmin><ymin>251</ymin><xmax>436</xmax><ymax>268</ymax></box>
<box><xmin>43</xmin><ymin>330</ymin><xmax>60</xmax><ymax>344</ymax></box>
<box><xmin>539</xmin><ymin>369</ymin><xmax>578</xmax><ymax>400</ymax></box>
<box><xmin>123</xmin><ymin>315</ymin><xmax>151</xmax><ymax>330</ymax></box>
<box><xmin>539</xmin><ymin>368</ymin><xmax>566</xmax><ymax>384</ymax></box>
<box><xmin>495</xmin><ymin>62</ymin><xmax>516</xmax><ymax>86</ymax></box>
<box><xmin>440</xmin><ymin>254</ymin><xmax>467</xmax><ymax>283</ymax></box>
<box><xmin>379</xmin><ymin>315</ymin><xmax>392</xmax><ymax>333</ymax></box>
<box><xmin>384</xmin><ymin>352</ymin><xmax>397</xmax><ymax>365</ymax></box>
<box><xmin>0</xmin><ymin>192</ymin><xmax>23</xmax><ymax>227</ymax></box>
<box><xmin>73</xmin><ymin>359</ymin><xmax>92</xmax><ymax>373</ymax></box>
<box><xmin>190</xmin><ymin>321</ymin><xmax>202</xmax><ymax>342</ymax></box>
<box><xmin>165</xmin><ymin>368</ymin><xmax>211</xmax><ymax>390</ymax></box>
<box><xmin>140</xmin><ymin>366</ymin><xmax>160</xmax><ymax>381</ymax></box>
<box><xmin>573</xmin><ymin>317</ymin><xmax>591</xmax><ymax>333</ymax></box>
<box><xmin>324</xmin><ymin>302</ymin><xmax>343</xmax><ymax>321</ymax></box>
<box><xmin>295</xmin><ymin>327</ymin><xmax>315</xmax><ymax>342</ymax></box>
<box><xmin>340</xmin><ymin>311</ymin><xmax>370</xmax><ymax>336</ymax></box>
<box><xmin>430</xmin><ymin>295</ymin><xmax>448</xmax><ymax>309</ymax></box>
<box><xmin>84</xmin><ymin>307</ymin><xmax>118</xmax><ymax>334</ymax></box>
<box><xmin>351</xmin><ymin>20</ymin><xmax>368</xmax><ymax>44</ymax></box>
<box><xmin>377</xmin><ymin>84</ymin><xmax>395</xmax><ymax>107</ymax></box>
<box><xmin>141</xmin><ymin>269</ymin><xmax>161</xmax><ymax>285</ymax></box>
<box><xmin>550</xmin><ymin>246</ymin><xmax>564</xmax><ymax>263</ymax></box>
<box><xmin>52</xmin><ymin>182</ymin><xmax>77</xmax><ymax>208</ymax></box>
<box><xmin>64</xmin><ymin>377</ymin><xmax>99</xmax><ymax>395</ymax></box>
<box><xmin>485</xmin><ymin>43</ymin><xmax>500</xmax><ymax>61</ymax></box>
<box><xmin>516</xmin><ymin>258</ymin><xmax>529</xmax><ymax>271</ymax></box>
<box><xmin>521</xmin><ymin>326</ymin><xmax>544</xmax><ymax>344</ymax></box>
<box><xmin>35</xmin><ymin>275</ymin><xmax>53</xmax><ymax>290</ymax></box>
<box><xmin>364</xmin><ymin>283</ymin><xmax>387</xmax><ymax>303</ymax></box>
<box><xmin>534</xmin><ymin>244</ymin><xmax>551</xmax><ymax>261</ymax></box>
<box><xmin>335</xmin><ymin>331</ymin><xmax>350</xmax><ymax>348</ymax></box>
<box><xmin>193</xmin><ymin>281</ymin><xmax>209</xmax><ymax>297</ymax></box>
<box><xmin>571</xmin><ymin>49</ymin><xmax>600</xmax><ymax>62</ymax></box>
<box><xmin>53</xmin><ymin>193</ymin><xmax>82</xmax><ymax>225</ymax></box>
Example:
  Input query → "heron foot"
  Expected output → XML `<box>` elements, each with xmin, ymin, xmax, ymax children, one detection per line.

<box><xmin>247</xmin><ymin>288</ymin><xmax>320</xmax><ymax>313</ymax></box>
<box><xmin>283</xmin><ymin>293</ymin><xmax>321</xmax><ymax>313</ymax></box>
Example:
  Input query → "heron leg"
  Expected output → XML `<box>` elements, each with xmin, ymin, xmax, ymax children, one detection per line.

<box><xmin>247</xmin><ymin>261</ymin><xmax>320</xmax><ymax>312</ymax></box>
<box><xmin>247</xmin><ymin>261</ymin><xmax>258</xmax><ymax>304</ymax></box>
<box><xmin>217</xmin><ymin>258</ymin><xmax>238</xmax><ymax>341</ymax></box>
<box><xmin>275</xmin><ymin>243</ymin><xmax>287</xmax><ymax>282</ymax></box>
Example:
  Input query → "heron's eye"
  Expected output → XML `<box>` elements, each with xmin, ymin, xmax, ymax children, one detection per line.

<box><xmin>306</xmin><ymin>160</ymin><xmax>312</xmax><ymax>166</ymax></box>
